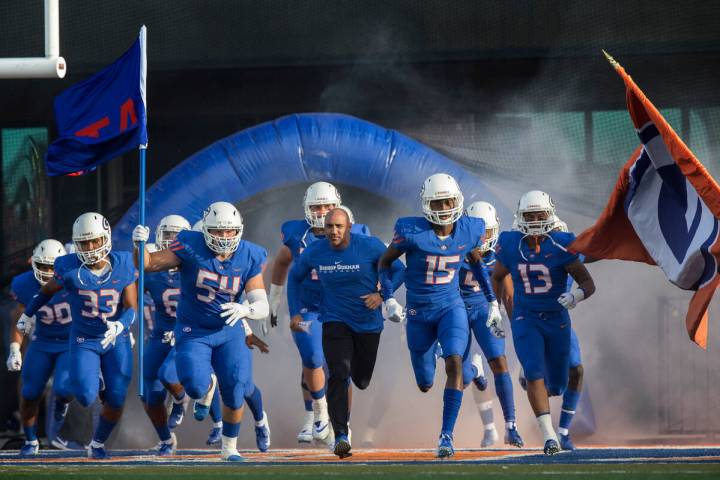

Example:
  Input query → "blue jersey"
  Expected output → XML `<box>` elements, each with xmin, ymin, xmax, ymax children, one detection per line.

<box><xmin>11</xmin><ymin>271</ymin><xmax>72</xmax><ymax>341</ymax></box>
<box><xmin>170</xmin><ymin>230</ymin><xmax>266</xmax><ymax>332</ymax></box>
<box><xmin>145</xmin><ymin>270</ymin><xmax>181</xmax><ymax>333</ymax></box>
<box><xmin>53</xmin><ymin>252</ymin><xmax>138</xmax><ymax>338</ymax></box>
<box><xmin>391</xmin><ymin>215</ymin><xmax>485</xmax><ymax>307</ymax></box>
<box><xmin>289</xmin><ymin>233</ymin><xmax>393</xmax><ymax>333</ymax></box>
<box><xmin>459</xmin><ymin>250</ymin><xmax>496</xmax><ymax>306</ymax></box>
<box><xmin>282</xmin><ymin>219</ymin><xmax>371</xmax><ymax>311</ymax></box>
<box><xmin>495</xmin><ymin>231</ymin><xmax>578</xmax><ymax>312</ymax></box>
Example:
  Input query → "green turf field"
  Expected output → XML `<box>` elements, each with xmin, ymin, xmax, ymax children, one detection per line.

<box><xmin>2</xmin><ymin>464</ymin><xmax>720</xmax><ymax>480</ymax></box>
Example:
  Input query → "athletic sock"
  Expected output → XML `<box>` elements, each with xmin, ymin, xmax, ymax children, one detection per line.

<box><xmin>477</xmin><ymin>400</ymin><xmax>495</xmax><ymax>430</ymax></box>
<box><xmin>558</xmin><ymin>389</ymin><xmax>581</xmax><ymax>436</ymax></box>
<box><xmin>93</xmin><ymin>416</ymin><xmax>117</xmax><ymax>444</ymax></box>
<box><xmin>24</xmin><ymin>424</ymin><xmax>38</xmax><ymax>442</ymax></box>
<box><xmin>441</xmin><ymin>388</ymin><xmax>463</xmax><ymax>436</ymax></box>
<box><xmin>536</xmin><ymin>413</ymin><xmax>557</xmax><ymax>442</ymax></box>
<box><xmin>244</xmin><ymin>386</ymin><xmax>264</xmax><ymax>422</ymax></box>
<box><xmin>494</xmin><ymin>372</ymin><xmax>516</xmax><ymax>423</ymax></box>
<box><xmin>209</xmin><ymin>386</ymin><xmax>222</xmax><ymax>423</ymax></box>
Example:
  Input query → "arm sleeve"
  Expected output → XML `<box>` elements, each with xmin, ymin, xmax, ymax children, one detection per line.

<box><xmin>469</xmin><ymin>260</ymin><xmax>497</xmax><ymax>303</ymax></box>
<box><xmin>390</xmin><ymin>259</ymin><xmax>405</xmax><ymax>292</ymax></box>
<box><xmin>116</xmin><ymin>307</ymin><xmax>136</xmax><ymax>329</ymax></box>
<box><xmin>244</xmin><ymin>289</ymin><xmax>269</xmax><ymax>320</ymax></box>
<box><xmin>24</xmin><ymin>291</ymin><xmax>52</xmax><ymax>317</ymax></box>
<box><xmin>287</xmin><ymin>250</ymin><xmax>313</xmax><ymax>317</ymax></box>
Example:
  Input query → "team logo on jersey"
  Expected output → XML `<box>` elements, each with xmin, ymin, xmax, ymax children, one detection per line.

<box><xmin>440</xmin><ymin>245</ymin><xmax>447</xmax><ymax>251</ymax></box>
<box><xmin>408</xmin><ymin>309</ymin><xmax>416</xmax><ymax>316</ymax></box>
<box><xmin>182</xmin><ymin>326</ymin><xmax>191</xmax><ymax>333</ymax></box>
<box><xmin>76</xmin><ymin>336</ymin><xmax>85</xmax><ymax>343</ymax></box>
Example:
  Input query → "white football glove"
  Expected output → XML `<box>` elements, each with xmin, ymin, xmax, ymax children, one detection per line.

<box><xmin>220</xmin><ymin>302</ymin><xmax>250</xmax><ymax>327</ymax></box>
<box><xmin>132</xmin><ymin>225</ymin><xmax>150</xmax><ymax>246</ymax></box>
<box><xmin>101</xmin><ymin>321</ymin><xmax>124</xmax><ymax>349</ymax></box>
<box><xmin>485</xmin><ymin>300</ymin><xmax>505</xmax><ymax>338</ymax></box>
<box><xmin>268</xmin><ymin>283</ymin><xmax>284</xmax><ymax>328</ymax></box>
<box><xmin>17</xmin><ymin>313</ymin><xmax>36</xmax><ymax>337</ymax></box>
<box><xmin>558</xmin><ymin>288</ymin><xmax>585</xmax><ymax>310</ymax></box>
<box><xmin>6</xmin><ymin>342</ymin><xmax>21</xmax><ymax>372</ymax></box>
<box><xmin>382</xmin><ymin>298</ymin><xmax>405</xmax><ymax>323</ymax></box>
<box><xmin>162</xmin><ymin>330</ymin><xmax>175</xmax><ymax>347</ymax></box>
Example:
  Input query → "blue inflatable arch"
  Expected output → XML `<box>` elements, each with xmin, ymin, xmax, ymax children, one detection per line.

<box><xmin>113</xmin><ymin>113</ymin><xmax>505</xmax><ymax>249</ymax></box>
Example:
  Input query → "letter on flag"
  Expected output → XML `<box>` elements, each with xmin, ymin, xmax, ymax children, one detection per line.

<box><xmin>44</xmin><ymin>26</ymin><xmax>147</xmax><ymax>176</ymax></box>
<box><xmin>571</xmin><ymin>52</ymin><xmax>720</xmax><ymax>349</ymax></box>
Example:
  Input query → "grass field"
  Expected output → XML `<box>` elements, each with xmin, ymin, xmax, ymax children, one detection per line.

<box><xmin>2</xmin><ymin>464</ymin><xmax>720</xmax><ymax>480</ymax></box>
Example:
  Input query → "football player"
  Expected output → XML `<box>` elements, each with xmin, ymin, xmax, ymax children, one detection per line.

<box><xmin>7</xmin><ymin>240</ymin><xmax>75</xmax><ymax>455</ymax></box>
<box><xmin>459</xmin><ymin>201</ymin><xmax>523</xmax><ymax>448</ymax></box>
<box><xmin>134</xmin><ymin>202</ymin><xmax>270</xmax><ymax>461</ymax></box>
<box><xmin>378</xmin><ymin>173</ymin><xmax>500</xmax><ymax>457</ymax></box>
<box><xmin>268</xmin><ymin>183</ymin><xmax>369</xmax><ymax>445</ymax></box>
<box><xmin>18</xmin><ymin>213</ymin><xmax>139</xmax><ymax>459</ymax></box>
<box><xmin>491</xmin><ymin>191</ymin><xmax>595</xmax><ymax>455</ymax></box>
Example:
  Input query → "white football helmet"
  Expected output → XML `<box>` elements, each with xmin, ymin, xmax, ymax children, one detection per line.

<box><xmin>515</xmin><ymin>190</ymin><xmax>556</xmax><ymax>236</ymax></box>
<box><xmin>192</xmin><ymin>219</ymin><xmax>203</xmax><ymax>232</ymax></box>
<box><xmin>303</xmin><ymin>182</ymin><xmax>342</xmax><ymax>228</ymax></box>
<box><xmin>465</xmin><ymin>201</ymin><xmax>499</xmax><ymax>252</ymax></box>
<box><xmin>421</xmin><ymin>173</ymin><xmax>464</xmax><ymax>226</ymax></box>
<box><xmin>202</xmin><ymin>202</ymin><xmax>243</xmax><ymax>255</ymax></box>
<box><xmin>72</xmin><ymin>212</ymin><xmax>112</xmax><ymax>265</ymax></box>
<box><xmin>155</xmin><ymin>214</ymin><xmax>191</xmax><ymax>249</ymax></box>
<box><xmin>552</xmin><ymin>216</ymin><xmax>569</xmax><ymax>233</ymax></box>
<box><xmin>337</xmin><ymin>205</ymin><xmax>355</xmax><ymax>224</ymax></box>
<box><xmin>31</xmin><ymin>239</ymin><xmax>66</xmax><ymax>285</ymax></box>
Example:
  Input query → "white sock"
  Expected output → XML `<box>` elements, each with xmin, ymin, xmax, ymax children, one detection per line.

<box><xmin>557</xmin><ymin>427</ymin><xmax>569</xmax><ymax>436</ymax></box>
<box><xmin>536</xmin><ymin>414</ymin><xmax>557</xmax><ymax>442</ymax></box>
<box><xmin>221</xmin><ymin>435</ymin><xmax>239</xmax><ymax>456</ymax></box>
<box><xmin>255</xmin><ymin>412</ymin><xmax>267</xmax><ymax>427</ymax></box>
<box><xmin>213</xmin><ymin>421</ymin><xmax>223</xmax><ymax>428</ymax></box>
<box><xmin>505</xmin><ymin>421</ymin><xmax>517</xmax><ymax>431</ymax></box>
<box><xmin>313</xmin><ymin>396</ymin><xmax>328</xmax><ymax>421</ymax></box>
<box><xmin>27</xmin><ymin>439</ymin><xmax>39</xmax><ymax>446</ymax></box>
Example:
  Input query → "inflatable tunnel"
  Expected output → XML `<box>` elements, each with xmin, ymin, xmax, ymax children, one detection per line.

<box><xmin>113</xmin><ymin>113</ymin><xmax>506</xmax><ymax>250</ymax></box>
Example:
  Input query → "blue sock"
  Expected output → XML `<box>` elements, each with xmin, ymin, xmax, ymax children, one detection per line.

<box><xmin>154</xmin><ymin>423</ymin><xmax>172</xmax><ymax>442</ymax></box>
<box><xmin>244</xmin><ymin>386</ymin><xmax>264</xmax><ymax>422</ymax></box>
<box><xmin>559</xmin><ymin>389</ymin><xmax>581</xmax><ymax>432</ymax></box>
<box><xmin>209</xmin><ymin>385</ymin><xmax>222</xmax><ymax>423</ymax></box>
<box><xmin>310</xmin><ymin>386</ymin><xmax>326</xmax><ymax>400</ymax></box>
<box><xmin>173</xmin><ymin>391</ymin><xmax>186</xmax><ymax>403</ymax></box>
<box><xmin>304</xmin><ymin>399</ymin><xmax>313</xmax><ymax>412</ymax></box>
<box><xmin>24</xmin><ymin>424</ymin><xmax>38</xmax><ymax>442</ymax></box>
<box><xmin>494</xmin><ymin>372</ymin><xmax>516</xmax><ymax>423</ymax></box>
<box><xmin>441</xmin><ymin>388</ymin><xmax>463</xmax><ymax>436</ymax></box>
<box><xmin>93</xmin><ymin>416</ymin><xmax>117</xmax><ymax>443</ymax></box>
<box><xmin>222</xmin><ymin>421</ymin><xmax>241</xmax><ymax>438</ymax></box>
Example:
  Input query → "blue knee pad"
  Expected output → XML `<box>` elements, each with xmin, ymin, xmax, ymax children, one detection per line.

<box><xmin>291</xmin><ymin>310</ymin><xmax>324</xmax><ymax>369</ymax></box>
<box><xmin>21</xmin><ymin>343</ymin><xmax>57</xmax><ymax>401</ymax></box>
<box><xmin>468</xmin><ymin>304</ymin><xmax>505</xmax><ymax>361</ymax></box>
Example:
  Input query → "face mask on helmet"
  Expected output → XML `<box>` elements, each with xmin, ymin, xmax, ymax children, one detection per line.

<box><xmin>304</xmin><ymin>182</ymin><xmax>342</xmax><ymax>229</ymax></box>
<box><xmin>31</xmin><ymin>239</ymin><xmax>66</xmax><ymax>285</ymax></box>
<box><xmin>72</xmin><ymin>213</ymin><xmax>112</xmax><ymax>265</ymax></box>
<box><xmin>155</xmin><ymin>215</ymin><xmax>191</xmax><ymax>250</ymax></box>
<box><xmin>421</xmin><ymin>174</ymin><xmax>464</xmax><ymax>226</ymax></box>
<box><xmin>202</xmin><ymin>202</ymin><xmax>244</xmax><ymax>255</ymax></box>
<box><xmin>515</xmin><ymin>191</ymin><xmax>556</xmax><ymax>236</ymax></box>
<box><xmin>465</xmin><ymin>201</ymin><xmax>499</xmax><ymax>252</ymax></box>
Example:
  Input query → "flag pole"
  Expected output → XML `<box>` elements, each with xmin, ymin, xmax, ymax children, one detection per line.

<box><xmin>137</xmin><ymin>25</ymin><xmax>147</xmax><ymax>397</ymax></box>
<box><xmin>138</xmin><ymin>145</ymin><xmax>146</xmax><ymax>397</ymax></box>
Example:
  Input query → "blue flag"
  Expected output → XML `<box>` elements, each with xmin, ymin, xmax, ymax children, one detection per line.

<box><xmin>45</xmin><ymin>27</ymin><xmax>147</xmax><ymax>176</ymax></box>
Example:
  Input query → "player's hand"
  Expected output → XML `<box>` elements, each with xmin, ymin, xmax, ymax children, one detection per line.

<box><xmin>268</xmin><ymin>284</ymin><xmax>284</xmax><ymax>329</ymax></box>
<box><xmin>290</xmin><ymin>314</ymin><xmax>309</xmax><ymax>333</ymax></box>
<box><xmin>132</xmin><ymin>225</ymin><xmax>150</xmax><ymax>247</ymax></box>
<box><xmin>6</xmin><ymin>342</ymin><xmax>21</xmax><ymax>371</ymax></box>
<box><xmin>16</xmin><ymin>313</ymin><xmax>36</xmax><ymax>337</ymax></box>
<box><xmin>382</xmin><ymin>298</ymin><xmax>405</xmax><ymax>323</ymax></box>
<box><xmin>219</xmin><ymin>302</ymin><xmax>250</xmax><ymax>327</ymax></box>
<box><xmin>101</xmin><ymin>321</ymin><xmax>124</xmax><ymax>349</ymax></box>
<box><xmin>246</xmin><ymin>333</ymin><xmax>270</xmax><ymax>353</ymax></box>
<box><xmin>361</xmin><ymin>293</ymin><xmax>383</xmax><ymax>310</ymax></box>
<box><xmin>485</xmin><ymin>300</ymin><xmax>505</xmax><ymax>338</ymax></box>
<box><xmin>162</xmin><ymin>330</ymin><xmax>176</xmax><ymax>347</ymax></box>
<box><xmin>558</xmin><ymin>292</ymin><xmax>577</xmax><ymax>309</ymax></box>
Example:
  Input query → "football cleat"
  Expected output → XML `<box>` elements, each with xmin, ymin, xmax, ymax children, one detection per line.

<box><xmin>333</xmin><ymin>433</ymin><xmax>352</xmax><ymax>459</ymax></box>
<box><xmin>206</xmin><ymin>426</ymin><xmax>222</xmax><ymax>446</ymax></box>
<box><xmin>437</xmin><ymin>433</ymin><xmax>455</xmax><ymax>458</ymax></box>
<box><xmin>297</xmin><ymin>411</ymin><xmax>314</xmax><ymax>443</ymax></box>
<box><xmin>313</xmin><ymin>419</ymin><xmax>331</xmax><ymax>442</ymax></box>
<box><xmin>50</xmin><ymin>436</ymin><xmax>84</xmax><ymax>450</ymax></box>
<box><xmin>559</xmin><ymin>433</ymin><xmax>576</xmax><ymax>451</ymax></box>
<box><xmin>156</xmin><ymin>433</ymin><xmax>177</xmax><ymax>456</ymax></box>
<box><xmin>544</xmin><ymin>439</ymin><xmax>560</xmax><ymax>455</ymax></box>
<box><xmin>194</xmin><ymin>374</ymin><xmax>217</xmax><ymax>421</ymax></box>
<box><xmin>254</xmin><ymin>412</ymin><xmax>271</xmax><ymax>452</ymax></box>
<box><xmin>19</xmin><ymin>441</ymin><xmax>39</xmax><ymax>457</ymax></box>
<box><xmin>221</xmin><ymin>450</ymin><xmax>245</xmax><ymax>462</ymax></box>
<box><xmin>88</xmin><ymin>444</ymin><xmax>110</xmax><ymax>459</ymax></box>
<box><xmin>168</xmin><ymin>401</ymin><xmax>186</xmax><ymax>429</ymax></box>
<box><xmin>481</xmin><ymin>426</ymin><xmax>499</xmax><ymax>448</ymax></box>
<box><xmin>504</xmin><ymin>425</ymin><xmax>524</xmax><ymax>448</ymax></box>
